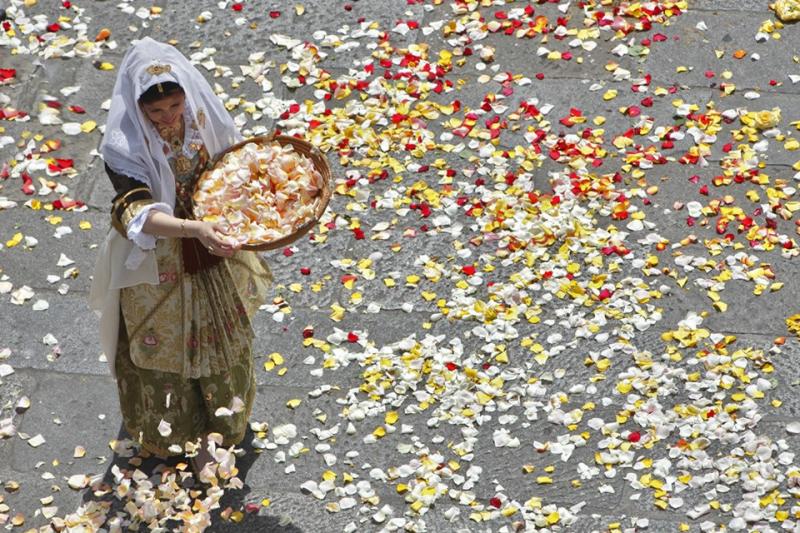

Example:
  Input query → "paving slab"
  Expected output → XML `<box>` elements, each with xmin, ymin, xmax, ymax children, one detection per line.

<box><xmin>692</xmin><ymin>0</ymin><xmax>772</xmax><ymax>13</ymax></box>
<box><xmin>645</xmin><ymin>9</ymin><xmax>800</xmax><ymax>93</ymax></box>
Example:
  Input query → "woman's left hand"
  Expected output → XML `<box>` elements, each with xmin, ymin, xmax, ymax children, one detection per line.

<box><xmin>192</xmin><ymin>221</ymin><xmax>239</xmax><ymax>257</ymax></box>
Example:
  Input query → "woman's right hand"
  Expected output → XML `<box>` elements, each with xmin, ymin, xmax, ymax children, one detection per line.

<box><xmin>191</xmin><ymin>221</ymin><xmax>239</xmax><ymax>257</ymax></box>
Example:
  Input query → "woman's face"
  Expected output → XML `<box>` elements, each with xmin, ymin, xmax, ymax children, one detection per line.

<box><xmin>140</xmin><ymin>91</ymin><xmax>185</xmax><ymax>129</ymax></box>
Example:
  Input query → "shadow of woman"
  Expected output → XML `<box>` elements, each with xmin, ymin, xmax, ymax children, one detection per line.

<box><xmin>77</xmin><ymin>424</ymin><xmax>303</xmax><ymax>533</ymax></box>
<box><xmin>207</xmin><ymin>428</ymin><xmax>304</xmax><ymax>533</ymax></box>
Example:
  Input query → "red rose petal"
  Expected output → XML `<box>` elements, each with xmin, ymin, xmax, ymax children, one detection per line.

<box><xmin>52</xmin><ymin>198</ymin><xmax>84</xmax><ymax>210</ymax></box>
<box><xmin>0</xmin><ymin>69</ymin><xmax>16</xmax><ymax>83</ymax></box>
<box><xmin>598</xmin><ymin>288</ymin><xmax>613</xmax><ymax>300</ymax></box>
<box><xmin>47</xmin><ymin>158</ymin><xmax>74</xmax><ymax>173</ymax></box>
<box><xmin>21</xmin><ymin>172</ymin><xmax>34</xmax><ymax>195</ymax></box>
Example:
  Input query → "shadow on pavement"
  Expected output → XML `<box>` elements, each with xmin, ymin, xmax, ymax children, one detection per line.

<box><xmin>77</xmin><ymin>425</ymin><xmax>303</xmax><ymax>533</ymax></box>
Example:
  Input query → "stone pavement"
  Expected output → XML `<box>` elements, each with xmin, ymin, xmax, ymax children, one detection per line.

<box><xmin>2</xmin><ymin>0</ymin><xmax>800</xmax><ymax>531</ymax></box>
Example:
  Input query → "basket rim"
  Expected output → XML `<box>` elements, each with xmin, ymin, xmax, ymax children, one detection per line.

<box><xmin>192</xmin><ymin>134</ymin><xmax>333</xmax><ymax>252</ymax></box>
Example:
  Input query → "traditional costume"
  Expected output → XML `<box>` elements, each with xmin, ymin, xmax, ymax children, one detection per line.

<box><xmin>89</xmin><ymin>38</ymin><xmax>271</xmax><ymax>456</ymax></box>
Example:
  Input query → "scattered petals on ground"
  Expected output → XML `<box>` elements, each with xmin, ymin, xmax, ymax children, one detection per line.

<box><xmin>2</xmin><ymin>0</ymin><xmax>800</xmax><ymax>531</ymax></box>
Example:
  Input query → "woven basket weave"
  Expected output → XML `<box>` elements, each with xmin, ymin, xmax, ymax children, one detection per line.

<box><xmin>193</xmin><ymin>133</ymin><xmax>333</xmax><ymax>252</ymax></box>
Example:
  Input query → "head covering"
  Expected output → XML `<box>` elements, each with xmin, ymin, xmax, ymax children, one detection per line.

<box><xmin>100</xmin><ymin>37</ymin><xmax>242</xmax><ymax>211</ymax></box>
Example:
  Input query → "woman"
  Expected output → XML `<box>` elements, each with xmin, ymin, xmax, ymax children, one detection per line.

<box><xmin>89</xmin><ymin>38</ymin><xmax>271</xmax><ymax>476</ymax></box>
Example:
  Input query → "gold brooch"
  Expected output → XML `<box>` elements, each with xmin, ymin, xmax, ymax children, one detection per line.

<box><xmin>175</xmin><ymin>155</ymin><xmax>193</xmax><ymax>174</ymax></box>
<box><xmin>196</xmin><ymin>109</ymin><xmax>206</xmax><ymax>128</ymax></box>
<box><xmin>146</xmin><ymin>63</ymin><xmax>172</xmax><ymax>76</ymax></box>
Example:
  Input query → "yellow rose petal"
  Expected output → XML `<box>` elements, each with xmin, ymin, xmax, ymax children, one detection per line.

<box><xmin>602</xmin><ymin>89</ymin><xmax>617</xmax><ymax>101</ymax></box>
<box><xmin>80</xmin><ymin>120</ymin><xmax>97</xmax><ymax>133</ymax></box>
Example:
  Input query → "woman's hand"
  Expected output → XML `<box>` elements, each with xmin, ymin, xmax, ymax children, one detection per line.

<box><xmin>141</xmin><ymin>212</ymin><xmax>240</xmax><ymax>257</ymax></box>
<box><xmin>191</xmin><ymin>221</ymin><xmax>239</xmax><ymax>257</ymax></box>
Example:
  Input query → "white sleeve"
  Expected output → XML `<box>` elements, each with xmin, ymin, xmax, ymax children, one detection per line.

<box><xmin>126</xmin><ymin>202</ymin><xmax>173</xmax><ymax>250</ymax></box>
<box><xmin>123</xmin><ymin>202</ymin><xmax>172</xmax><ymax>270</ymax></box>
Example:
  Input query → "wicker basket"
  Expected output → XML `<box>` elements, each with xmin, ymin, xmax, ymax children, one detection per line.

<box><xmin>193</xmin><ymin>133</ymin><xmax>333</xmax><ymax>252</ymax></box>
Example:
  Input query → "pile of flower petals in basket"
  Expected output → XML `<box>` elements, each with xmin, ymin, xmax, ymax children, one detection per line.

<box><xmin>193</xmin><ymin>141</ymin><xmax>324</xmax><ymax>245</ymax></box>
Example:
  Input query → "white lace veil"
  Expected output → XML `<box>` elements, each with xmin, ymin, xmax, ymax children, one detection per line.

<box><xmin>100</xmin><ymin>37</ymin><xmax>242</xmax><ymax>211</ymax></box>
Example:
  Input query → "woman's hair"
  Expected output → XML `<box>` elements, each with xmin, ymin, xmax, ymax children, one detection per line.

<box><xmin>138</xmin><ymin>81</ymin><xmax>184</xmax><ymax>105</ymax></box>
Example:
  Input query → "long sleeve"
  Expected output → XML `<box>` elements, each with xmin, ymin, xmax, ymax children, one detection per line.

<box><xmin>107</xmin><ymin>164</ymin><xmax>172</xmax><ymax>250</ymax></box>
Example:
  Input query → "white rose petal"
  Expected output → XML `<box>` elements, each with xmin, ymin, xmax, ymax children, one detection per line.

<box><xmin>53</xmin><ymin>226</ymin><xmax>72</xmax><ymax>239</ymax></box>
<box><xmin>215</xmin><ymin>407</ymin><xmax>234</xmax><ymax>417</ymax></box>
<box><xmin>28</xmin><ymin>434</ymin><xmax>46</xmax><ymax>447</ymax></box>
<box><xmin>10</xmin><ymin>285</ymin><xmax>35</xmax><ymax>305</ymax></box>
<box><xmin>339</xmin><ymin>497</ymin><xmax>357</xmax><ymax>510</ymax></box>
<box><xmin>67</xmin><ymin>474</ymin><xmax>87</xmax><ymax>490</ymax></box>
<box><xmin>231</xmin><ymin>396</ymin><xmax>245</xmax><ymax>413</ymax></box>
<box><xmin>60</xmin><ymin>85</ymin><xmax>81</xmax><ymax>96</ymax></box>
<box><xmin>157</xmin><ymin>419</ymin><xmax>172</xmax><ymax>437</ymax></box>
<box><xmin>0</xmin><ymin>364</ymin><xmax>14</xmax><ymax>377</ymax></box>
<box><xmin>39</xmin><ymin>107</ymin><xmax>62</xmax><ymax>126</ymax></box>
<box><xmin>62</xmin><ymin>122</ymin><xmax>82</xmax><ymax>135</ymax></box>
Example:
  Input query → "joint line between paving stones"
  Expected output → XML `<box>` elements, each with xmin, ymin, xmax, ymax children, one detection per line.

<box><xmin>277</xmin><ymin>304</ymin><xmax>433</xmax><ymax>316</ymax></box>
<box><xmin>690</xmin><ymin>8</ymin><xmax>773</xmax><ymax>15</ymax></box>
<box><xmin>715</xmin><ymin>329</ymin><xmax>788</xmax><ymax>338</ymax></box>
<box><xmin>9</xmin><ymin>366</ymin><xmax>336</xmax><ymax>396</ymax></box>
<box><xmin>12</xmin><ymin>286</ymin><xmax>90</xmax><ymax>295</ymax></box>
<box><xmin>0</xmin><ymin>369</ymin><xmax>43</xmax><ymax>464</ymax></box>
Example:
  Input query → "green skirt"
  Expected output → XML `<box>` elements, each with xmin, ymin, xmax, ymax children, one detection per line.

<box><xmin>114</xmin><ymin>246</ymin><xmax>271</xmax><ymax>456</ymax></box>
<box><xmin>115</xmin><ymin>315</ymin><xmax>256</xmax><ymax>456</ymax></box>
